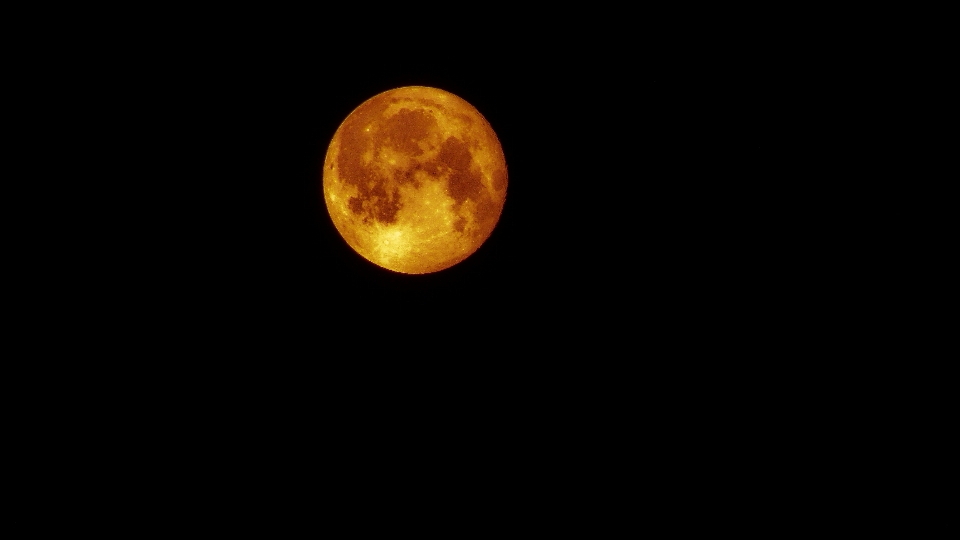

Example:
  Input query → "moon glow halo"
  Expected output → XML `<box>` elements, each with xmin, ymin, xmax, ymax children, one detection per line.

<box><xmin>322</xmin><ymin>86</ymin><xmax>507</xmax><ymax>274</ymax></box>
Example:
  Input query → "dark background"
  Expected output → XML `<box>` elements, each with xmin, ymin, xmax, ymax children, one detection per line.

<box><xmin>17</xmin><ymin>8</ymin><xmax>867</xmax><ymax>527</ymax></box>
<box><xmin>134</xmin><ymin>14</ymin><xmax>804</xmax><ymax>353</ymax></box>
<box><xmin>30</xmin><ymin>6</ymin><xmax>840</xmax><ymax>410</ymax></box>
<box><xmin>58</xmin><ymin>9</ymin><xmax>834</xmax><ymax>394</ymax></box>
<box><xmin>81</xmin><ymin>13</ymin><xmax>830</xmax><ymax>451</ymax></box>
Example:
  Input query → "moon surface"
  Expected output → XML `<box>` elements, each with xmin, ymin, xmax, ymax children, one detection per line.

<box><xmin>323</xmin><ymin>86</ymin><xmax>507</xmax><ymax>274</ymax></box>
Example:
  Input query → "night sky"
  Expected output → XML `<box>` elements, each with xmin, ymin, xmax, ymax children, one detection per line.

<box><xmin>74</xmin><ymin>6</ymin><xmax>824</xmax><ymax>386</ymax></box>
<box><xmin>180</xmin><ymin>25</ymin><xmax>791</xmax><ymax>357</ymax></box>
<box><xmin>62</xmin><ymin>8</ymin><xmax>822</xmax><ymax>416</ymax></box>
<box><xmin>24</xmin><ymin>9</ymin><xmax>840</xmax><ymax>525</ymax></box>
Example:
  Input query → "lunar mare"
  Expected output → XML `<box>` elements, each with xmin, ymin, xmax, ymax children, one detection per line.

<box><xmin>323</xmin><ymin>86</ymin><xmax>507</xmax><ymax>274</ymax></box>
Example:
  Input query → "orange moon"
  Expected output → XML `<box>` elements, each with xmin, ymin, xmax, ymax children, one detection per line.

<box><xmin>322</xmin><ymin>86</ymin><xmax>507</xmax><ymax>274</ymax></box>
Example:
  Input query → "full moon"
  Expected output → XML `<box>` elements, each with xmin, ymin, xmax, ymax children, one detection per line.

<box><xmin>323</xmin><ymin>86</ymin><xmax>507</xmax><ymax>274</ymax></box>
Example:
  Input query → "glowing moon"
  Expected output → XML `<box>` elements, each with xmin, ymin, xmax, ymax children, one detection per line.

<box><xmin>323</xmin><ymin>86</ymin><xmax>507</xmax><ymax>274</ymax></box>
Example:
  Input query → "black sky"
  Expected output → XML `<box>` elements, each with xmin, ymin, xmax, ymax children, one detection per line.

<box><xmin>18</xmin><ymin>10</ymin><xmax>847</xmax><ymax>521</ymax></box>
<box><xmin>168</xmin><ymin>23</ymin><xmax>794</xmax><ymax>350</ymax></box>
<box><xmin>82</xmin><ymin>8</ymin><xmax>821</xmax><ymax>393</ymax></box>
